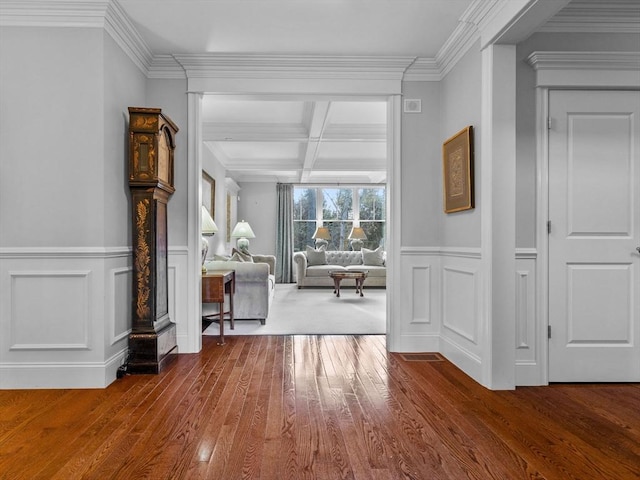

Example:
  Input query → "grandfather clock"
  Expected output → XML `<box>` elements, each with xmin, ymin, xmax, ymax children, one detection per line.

<box><xmin>127</xmin><ymin>107</ymin><xmax>179</xmax><ymax>374</ymax></box>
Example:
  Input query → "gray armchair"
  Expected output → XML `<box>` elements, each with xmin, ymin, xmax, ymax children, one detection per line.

<box><xmin>203</xmin><ymin>254</ymin><xmax>276</xmax><ymax>324</ymax></box>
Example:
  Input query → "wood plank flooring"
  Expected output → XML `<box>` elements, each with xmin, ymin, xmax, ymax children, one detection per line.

<box><xmin>1</xmin><ymin>335</ymin><xmax>639</xmax><ymax>479</ymax></box>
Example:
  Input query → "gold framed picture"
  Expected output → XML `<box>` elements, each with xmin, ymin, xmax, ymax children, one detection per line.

<box><xmin>201</xmin><ymin>170</ymin><xmax>215</xmax><ymax>217</ymax></box>
<box><xmin>442</xmin><ymin>126</ymin><xmax>474</xmax><ymax>213</ymax></box>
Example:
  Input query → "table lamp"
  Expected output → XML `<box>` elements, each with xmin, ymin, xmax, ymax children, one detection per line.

<box><xmin>231</xmin><ymin>220</ymin><xmax>256</xmax><ymax>253</ymax></box>
<box><xmin>312</xmin><ymin>226</ymin><xmax>330</xmax><ymax>249</ymax></box>
<box><xmin>201</xmin><ymin>206</ymin><xmax>218</xmax><ymax>272</ymax></box>
<box><xmin>348</xmin><ymin>226</ymin><xmax>367</xmax><ymax>251</ymax></box>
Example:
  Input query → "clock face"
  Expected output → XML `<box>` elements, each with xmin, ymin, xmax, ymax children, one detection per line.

<box><xmin>158</xmin><ymin>128</ymin><xmax>171</xmax><ymax>185</ymax></box>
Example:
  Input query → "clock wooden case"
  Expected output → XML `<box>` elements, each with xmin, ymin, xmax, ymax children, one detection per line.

<box><xmin>127</xmin><ymin>107</ymin><xmax>179</xmax><ymax>374</ymax></box>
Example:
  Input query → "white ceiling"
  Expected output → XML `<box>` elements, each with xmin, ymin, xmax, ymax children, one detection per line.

<box><xmin>112</xmin><ymin>0</ymin><xmax>638</xmax><ymax>183</ymax></box>
<box><xmin>114</xmin><ymin>0</ymin><xmax>478</xmax><ymax>184</ymax></box>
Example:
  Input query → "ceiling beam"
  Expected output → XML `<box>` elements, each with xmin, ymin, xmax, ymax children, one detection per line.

<box><xmin>300</xmin><ymin>101</ymin><xmax>331</xmax><ymax>183</ymax></box>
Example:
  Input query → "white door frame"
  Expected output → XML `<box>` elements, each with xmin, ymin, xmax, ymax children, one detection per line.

<box><xmin>179</xmin><ymin>55</ymin><xmax>412</xmax><ymax>353</ymax></box>
<box><xmin>529</xmin><ymin>51</ymin><xmax>640</xmax><ymax>385</ymax></box>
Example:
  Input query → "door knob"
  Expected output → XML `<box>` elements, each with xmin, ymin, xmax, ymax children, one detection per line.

<box><xmin>637</xmin><ymin>246</ymin><xmax>640</xmax><ymax>254</ymax></box>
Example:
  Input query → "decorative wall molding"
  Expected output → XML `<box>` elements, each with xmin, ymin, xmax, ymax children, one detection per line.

<box><xmin>400</xmin><ymin>246</ymin><xmax>482</xmax><ymax>258</ymax></box>
<box><xmin>103</xmin><ymin>0</ymin><xmax>153</xmax><ymax>74</ymax></box>
<box><xmin>173</xmin><ymin>54</ymin><xmax>417</xmax><ymax>81</ymax></box>
<box><xmin>410</xmin><ymin>265</ymin><xmax>431</xmax><ymax>325</ymax></box>
<box><xmin>527</xmin><ymin>51</ymin><xmax>640</xmax><ymax>71</ymax></box>
<box><xmin>537</xmin><ymin>0</ymin><xmax>640</xmax><ymax>34</ymax></box>
<box><xmin>0</xmin><ymin>0</ymin><xmax>506</xmax><ymax>83</ymax></box>
<box><xmin>442</xmin><ymin>266</ymin><xmax>479</xmax><ymax>344</ymax></box>
<box><xmin>0</xmin><ymin>347</ymin><xmax>128</xmax><ymax>389</ymax></box>
<box><xmin>0</xmin><ymin>246</ymin><xmax>131</xmax><ymax>259</ymax></box>
<box><xmin>9</xmin><ymin>270</ymin><xmax>91</xmax><ymax>350</ymax></box>
<box><xmin>109</xmin><ymin>266</ymin><xmax>132</xmax><ymax>346</ymax></box>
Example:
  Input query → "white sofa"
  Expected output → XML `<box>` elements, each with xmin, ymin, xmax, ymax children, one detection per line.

<box><xmin>203</xmin><ymin>254</ymin><xmax>276</xmax><ymax>325</ymax></box>
<box><xmin>293</xmin><ymin>249</ymin><xmax>386</xmax><ymax>289</ymax></box>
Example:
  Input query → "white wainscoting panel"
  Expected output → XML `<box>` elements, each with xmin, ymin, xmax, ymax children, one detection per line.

<box><xmin>169</xmin><ymin>247</ymin><xmax>189</xmax><ymax>352</ymax></box>
<box><xmin>110</xmin><ymin>266</ymin><xmax>132</xmax><ymax>346</ymax></box>
<box><xmin>515</xmin><ymin>250</ymin><xmax>541</xmax><ymax>385</ymax></box>
<box><xmin>439</xmin><ymin>251</ymin><xmax>483</xmax><ymax>383</ymax></box>
<box><xmin>410</xmin><ymin>266</ymin><xmax>431</xmax><ymax>324</ymax></box>
<box><xmin>398</xmin><ymin>249</ymin><xmax>440</xmax><ymax>351</ymax></box>
<box><xmin>442</xmin><ymin>266</ymin><xmax>478</xmax><ymax>344</ymax></box>
<box><xmin>0</xmin><ymin>247</ymin><xmax>130</xmax><ymax>389</ymax></box>
<box><xmin>10</xmin><ymin>271</ymin><xmax>91</xmax><ymax>350</ymax></box>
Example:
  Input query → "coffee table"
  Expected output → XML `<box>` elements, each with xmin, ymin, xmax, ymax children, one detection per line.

<box><xmin>329</xmin><ymin>270</ymin><xmax>369</xmax><ymax>297</ymax></box>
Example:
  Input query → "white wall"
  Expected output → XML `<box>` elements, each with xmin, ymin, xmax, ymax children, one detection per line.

<box><xmin>202</xmin><ymin>145</ymin><xmax>229</xmax><ymax>257</ymax></box>
<box><xmin>0</xmin><ymin>26</ymin><xmax>147</xmax><ymax>388</ymax></box>
<box><xmin>400</xmin><ymin>81</ymin><xmax>442</xmax><ymax>247</ymax></box>
<box><xmin>236</xmin><ymin>182</ymin><xmax>278</xmax><ymax>256</ymax></box>
<box><xmin>146</xmin><ymin>79</ymin><xmax>189</xmax><ymax>248</ymax></box>
<box><xmin>0</xmin><ymin>27</ymin><xmax>104</xmax><ymax>248</ymax></box>
<box><xmin>439</xmin><ymin>40</ymin><xmax>482</xmax><ymax>248</ymax></box>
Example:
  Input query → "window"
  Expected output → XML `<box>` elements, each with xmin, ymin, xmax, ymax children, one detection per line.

<box><xmin>293</xmin><ymin>186</ymin><xmax>386</xmax><ymax>251</ymax></box>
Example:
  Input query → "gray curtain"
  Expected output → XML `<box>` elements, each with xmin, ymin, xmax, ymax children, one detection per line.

<box><xmin>275</xmin><ymin>183</ymin><xmax>294</xmax><ymax>283</ymax></box>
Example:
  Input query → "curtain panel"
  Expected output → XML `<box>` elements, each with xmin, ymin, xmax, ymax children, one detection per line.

<box><xmin>276</xmin><ymin>183</ymin><xmax>294</xmax><ymax>283</ymax></box>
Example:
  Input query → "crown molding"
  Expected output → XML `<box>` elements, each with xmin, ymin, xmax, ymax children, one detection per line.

<box><xmin>147</xmin><ymin>54</ymin><xmax>186</xmax><ymax>79</ymax></box>
<box><xmin>537</xmin><ymin>0</ymin><xmax>640</xmax><ymax>34</ymax></box>
<box><xmin>0</xmin><ymin>0</ymin><xmax>154</xmax><ymax>75</ymax></box>
<box><xmin>104</xmin><ymin>0</ymin><xmax>152</xmax><ymax>74</ymax></box>
<box><xmin>404</xmin><ymin>0</ymin><xmax>503</xmax><ymax>81</ymax></box>
<box><xmin>173</xmin><ymin>54</ymin><xmax>417</xmax><ymax>80</ymax></box>
<box><xmin>526</xmin><ymin>51</ymin><xmax>640</xmax><ymax>71</ymax></box>
<box><xmin>403</xmin><ymin>58</ymin><xmax>441</xmax><ymax>81</ymax></box>
<box><xmin>0</xmin><ymin>0</ymin><xmax>109</xmax><ymax>27</ymax></box>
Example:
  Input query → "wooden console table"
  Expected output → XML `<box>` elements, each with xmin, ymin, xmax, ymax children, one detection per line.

<box><xmin>202</xmin><ymin>270</ymin><xmax>235</xmax><ymax>345</ymax></box>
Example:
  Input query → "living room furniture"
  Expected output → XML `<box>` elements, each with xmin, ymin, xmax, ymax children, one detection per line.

<box><xmin>202</xmin><ymin>270</ymin><xmax>235</xmax><ymax>345</ymax></box>
<box><xmin>293</xmin><ymin>249</ymin><xmax>386</xmax><ymax>288</ymax></box>
<box><xmin>329</xmin><ymin>270</ymin><xmax>369</xmax><ymax>297</ymax></box>
<box><xmin>201</xmin><ymin>205</ymin><xmax>218</xmax><ymax>273</ymax></box>
<box><xmin>203</xmin><ymin>254</ymin><xmax>276</xmax><ymax>324</ymax></box>
<box><xmin>231</xmin><ymin>220</ymin><xmax>256</xmax><ymax>253</ymax></box>
<box><xmin>127</xmin><ymin>107</ymin><xmax>179</xmax><ymax>374</ymax></box>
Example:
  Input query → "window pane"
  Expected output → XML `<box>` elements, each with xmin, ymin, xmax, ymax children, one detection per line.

<box><xmin>293</xmin><ymin>188</ymin><xmax>316</xmax><ymax>220</ymax></box>
<box><xmin>322</xmin><ymin>188</ymin><xmax>353</xmax><ymax>221</ymax></box>
<box><xmin>361</xmin><ymin>221</ymin><xmax>385</xmax><ymax>250</ymax></box>
<box><xmin>293</xmin><ymin>221</ymin><xmax>316</xmax><ymax>251</ymax></box>
<box><xmin>325</xmin><ymin>221</ymin><xmax>353</xmax><ymax>251</ymax></box>
<box><xmin>359</xmin><ymin>187</ymin><xmax>385</xmax><ymax>220</ymax></box>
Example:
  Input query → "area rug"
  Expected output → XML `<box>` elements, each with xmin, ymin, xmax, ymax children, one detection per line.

<box><xmin>203</xmin><ymin>283</ymin><xmax>386</xmax><ymax>336</ymax></box>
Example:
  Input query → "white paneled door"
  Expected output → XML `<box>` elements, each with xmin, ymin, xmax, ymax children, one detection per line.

<box><xmin>548</xmin><ymin>90</ymin><xmax>640</xmax><ymax>382</ymax></box>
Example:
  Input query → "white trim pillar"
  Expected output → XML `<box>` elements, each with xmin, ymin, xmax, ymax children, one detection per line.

<box><xmin>480</xmin><ymin>44</ymin><xmax>517</xmax><ymax>389</ymax></box>
<box><xmin>184</xmin><ymin>92</ymin><xmax>203</xmax><ymax>354</ymax></box>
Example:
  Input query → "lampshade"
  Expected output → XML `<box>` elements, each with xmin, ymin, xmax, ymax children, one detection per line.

<box><xmin>231</xmin><ymin>220</ymin><xmax>256</xmax><ymax>239</ymax></box>
<box><xmin>348</xmin><ymin>227</ymin><xmax>367</xmax><ymax>240</ymax></box>
<box><xmin>201</xmin><ymin>206</ymin><xmax>218</xmax><ymax>235</ymax></box>
<box><xmin>312</xmin><ymin>226</ymin><xmax>331</xmax><ymax>240</ymax></box>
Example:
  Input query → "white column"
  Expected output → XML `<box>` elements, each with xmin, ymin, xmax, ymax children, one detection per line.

<box><xmin>480</xmin><ymin>44</ymin><xmax>517</xmax><ymax>389</ymax></box>
<box><xmin>184</xmin><ymin>92</ymin><xmax>203</xmax><ymax>354</ymax></box>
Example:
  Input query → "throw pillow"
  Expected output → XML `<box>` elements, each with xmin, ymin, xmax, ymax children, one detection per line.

<box><xmin>232</xmin><ymin>248</ymin><xmax>254</xmax><ymax>263</ymax></box>
<box><xmin>213</xmin><ymin>254</ymin><xmax>231</xmax><ymax>261</ymax></box>
<box><xmin>362</xmin><ymin>246</ymin><xmax>385</xmax><ymax>266</ymax></box>
<box><xmin>229</xmin><ymin>252</ymin><xmax>247</xmax><ymax>262</ymax></box>
<box><xmin>305</xmin><ymin>245</ymin><xmax>327</xmax><ymax>266</ymax></box>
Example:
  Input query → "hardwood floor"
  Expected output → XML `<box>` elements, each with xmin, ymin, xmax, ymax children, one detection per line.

<box><xmin>1</xmin><ymin>335</ymin><xmax>638</xmax><ymax>479</ymax></box>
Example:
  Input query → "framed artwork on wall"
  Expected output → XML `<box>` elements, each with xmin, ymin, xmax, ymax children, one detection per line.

<box><xmin>201</xmin><ymin>170</ymin><xmax>215</xmax><ymax>217</ymax></box>
<box><xmin>442</xmin><ymin>126</ymin><xmax>474</xmax><ymax>213</ymax></box>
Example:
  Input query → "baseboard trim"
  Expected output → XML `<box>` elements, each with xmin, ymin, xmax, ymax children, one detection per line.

<box><xmin>0</xmin><ymin>348</ymin><xmax>128</xmax><ymax>389</ymax></box>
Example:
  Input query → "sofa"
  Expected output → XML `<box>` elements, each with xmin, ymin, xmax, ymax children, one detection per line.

<box><xmin>293</xmin><ymin>247</ymin><xmax>386</xmax><ymax>289</ymax></box>
<box><xmin>203</xmin><ymin>254</ymin><xmax>276</xmax><ymax>325</ymax></box>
